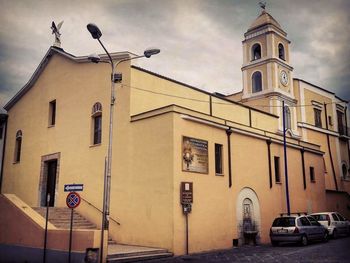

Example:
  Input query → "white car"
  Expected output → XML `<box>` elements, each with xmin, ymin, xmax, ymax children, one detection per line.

<box><xmin>310</xmin><ymin>212</ymin><xmax>350</xmax><ymax>238</ymax></box>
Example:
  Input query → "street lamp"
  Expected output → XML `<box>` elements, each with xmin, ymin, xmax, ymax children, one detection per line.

<box><xmin>86</xmin><ymin>23</ymin><xmax>160</xmax><ymax>262</ymax></box>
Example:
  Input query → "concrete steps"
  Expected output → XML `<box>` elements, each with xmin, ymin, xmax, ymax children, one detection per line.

<box><xmin>107</xmin><ymin>244</ymin><xmax>173</xmax><ymax>262</ymax></box>
<box><xmin>32</xmin><ymin>207</ymin><xmax>98</xmax><ymax>230</ymax></box>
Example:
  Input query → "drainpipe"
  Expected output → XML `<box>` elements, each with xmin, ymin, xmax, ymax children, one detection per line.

<box><xmin>226</xmin><ymin>129</ymin><xmax>233</xmax><ymax>188</ymax></box>
<box><xmin>0</xmin><ymin>114</ymin><xmax>8</xmax><ymax>194</ymax></box>
<box><xmin>301</xmin><ymin>149</ymin><xmax>306</xmax><ymax>190</ymax></box>
<box><xmin>266</xmin><ymin>139</ymin><xmax>272</xmax><ymax>188</ymax></box>
<box><xmin>324</xmin><ymin>103</ymin><xmax>338</xmax><ymax>191</ymax></box>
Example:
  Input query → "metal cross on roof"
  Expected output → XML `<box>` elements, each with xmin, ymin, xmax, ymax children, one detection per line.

<box><xmin>259</xmin><ymin>1</ymin><xmax>267</xmax><ymax>10</ymax></box>
<box><xmin>51</xmin><ymin>20</ymin><xmax>64</xmax><ymax>48</ymax></box>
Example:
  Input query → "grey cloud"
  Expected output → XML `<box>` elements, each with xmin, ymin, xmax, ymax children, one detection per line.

<box><xmin>0</xmin><ymin>0</ymin><xmax>349</xmax><ymax>108</ymax></box>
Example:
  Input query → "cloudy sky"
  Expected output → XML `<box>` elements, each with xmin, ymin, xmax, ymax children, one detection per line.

<box><xmin>0</xmin><ymin>0</ymin><xmax>349</xmax><ymax>108</ymax></box>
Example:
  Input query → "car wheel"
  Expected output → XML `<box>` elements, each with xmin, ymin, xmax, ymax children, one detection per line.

<box><xmin>333</xmin><ymin>229</ymin><xmax>338</xmax><ymax>239</ymax></box>
<box><xmin>271</xmin><ymin>241</ymin><xmax>279</xmax><ymax>247</ymax></box>
<box><xmin>300</xmin><ymin>235</ymin><xmax>308</xmax><ymax>246</ymax></box>
<box><xmin>323</xmin><ymin>231</ymin><xmax>329</xmax><ymax>242</ymax></box>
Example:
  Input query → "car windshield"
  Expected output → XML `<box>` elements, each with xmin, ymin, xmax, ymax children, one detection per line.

<box><xmin>272</xmin><ymin>217</ymin><xmax>296</xmax><ymax>227</ymax></box>
<box><xmin>312</xmin><ymin>214</ymin><xmax>329</xmax><ymax>221</ymax></box>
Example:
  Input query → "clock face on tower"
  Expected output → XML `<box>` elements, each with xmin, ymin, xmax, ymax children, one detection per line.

<box><xmin>280</xmin><ymin>70</ymin><xmax>289</xmax><ymax>86</ymax></box>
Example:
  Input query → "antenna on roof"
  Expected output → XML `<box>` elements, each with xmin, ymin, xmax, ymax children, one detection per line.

<box><xmin>259</xmin><ymin>1</ymin><xmax>267</xmax><ymax>11</ymax></box>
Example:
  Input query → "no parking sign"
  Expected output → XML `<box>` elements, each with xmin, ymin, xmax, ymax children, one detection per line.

<box><xmin>66</xmin><ymin>192</ymin><xmax>81</xmax><ymax>209</ymax></box>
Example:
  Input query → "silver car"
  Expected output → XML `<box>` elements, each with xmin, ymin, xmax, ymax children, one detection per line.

<box><xmin>270</xmin><ymin>215</ymin><xmax>328</xmax><ymax>246</ymax></box>
<box><xmin>310</xmin><ymin>212</ymin><xmax>350</xmax><ymax>238</ymax></box>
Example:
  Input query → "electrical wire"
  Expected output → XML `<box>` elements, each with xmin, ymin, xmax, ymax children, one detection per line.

<box><xmin>121</xmin><ymin>84</ymin><xmax>346</xmax><ymax>109</ymax></box>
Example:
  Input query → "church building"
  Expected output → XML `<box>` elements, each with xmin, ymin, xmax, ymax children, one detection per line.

<box><xmin>0</xmin><ymin>7</ymin><xmax>349</xmax><ymax>262</ymax></box>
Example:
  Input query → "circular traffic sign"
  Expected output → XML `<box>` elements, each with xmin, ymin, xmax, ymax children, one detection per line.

<box><xmin>66</xmin><ymin>192</ymin><xmax>81</xmax><ymax>209</ymax></box>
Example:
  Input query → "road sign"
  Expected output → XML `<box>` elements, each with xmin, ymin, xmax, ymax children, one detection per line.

<box><xmin>64</xmin><ymin>184</ymin><xmax>84</xmax><ymax>192</ymax></box>
<box><xmin>66</xmin><ymin>192</ymin><xmax>81</xmax><ymax>209</ymax></box>
<box><xmin>180</xmin><ymin>182</ymin><xmax>193</xmax><ymax>204</ymax></box>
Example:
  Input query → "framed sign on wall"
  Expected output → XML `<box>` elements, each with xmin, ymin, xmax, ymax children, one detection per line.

<box><xmin>182</xmin><ymin>136</ymin><xmax>208</xmax><ymax>174</ymax></box>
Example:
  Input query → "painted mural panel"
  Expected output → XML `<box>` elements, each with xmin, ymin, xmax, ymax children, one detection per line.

<box><xmin>182</xmin><ymin>136</ymin><xmax>208</xmax><ymax>174</ymax></box>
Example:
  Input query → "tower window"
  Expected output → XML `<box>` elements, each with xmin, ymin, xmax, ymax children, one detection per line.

<box><xmin>14</xmin><ymin>130</ymin><xmax>22</xmax><ymax>163</ymax></box>
<box><xmin>284</xmin><ymin>106</ymin><xmax>291</xmax><ymax>130</ymax></box>
<box><xmin>91</xmin><ymin>102</ymin><xmax>102</xmax><ymax>145</ymax></box>
<box><xmin>251</xmin><ymin>43</ymin><xmax>261</xmax><ymax>60</ymax></box>
<box><xmin>278</xmin><ymin>43</ymin><xmax>285</xmax><ymax>60</ymax></box>
<box><xmin>314</xmin><ymin>108</ymin><xmax>322</xmax><ymax>128</ymax></box>
<box><xmin>252</xmin><ymin>71</ymin><xmax>262</xmax><ymax>93</ymax></box>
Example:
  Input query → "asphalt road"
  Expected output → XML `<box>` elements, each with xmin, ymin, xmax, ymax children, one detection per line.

<box><xmin>148</xmin><ymin>236</ymin><xmax>350</xmax><ymax>263</ymax></box>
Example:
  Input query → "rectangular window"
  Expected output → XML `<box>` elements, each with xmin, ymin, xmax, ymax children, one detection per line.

<box><xmin>49</xmin><ymin>100</ymin><xmax>56</xmax><ymax>126</ymax></box>
<box><xmin>314</xmin><ymin>108</ymin><xmax>322</xmax><ymax>128</ymax></box>
<box><xmin>337</xmin><ymin>111</ymin><xmax>344</xmax><ymax>135</ymax></box>
<box><xmin>15</xmin><ymin>137</ymin><xmax>22</xmax><ymax>163</ymax></box>
<box><xmin>274</xmin><ymin>156</ymin><xmax>281</xmax><ymax>183</ymax></box>
<box><xmin>310</xmin><ymin>166</ymin><xmax>315</xmax><ymax>182</ymax></box>
<box><xmin>93</xmin><ymin>115</ymin><xmax>102</xmax><ymax>145</ymax></box>
<box><xmin>215</xmin><ymin>143</ymin><xmax>223</xmax><ymax>175</ymax></box>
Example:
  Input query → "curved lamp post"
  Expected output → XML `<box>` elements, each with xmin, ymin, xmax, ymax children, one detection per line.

<box><xmin>86</xmin><ymin>23</ymin><xmax>160</xmax><ymax>262</ymax></box>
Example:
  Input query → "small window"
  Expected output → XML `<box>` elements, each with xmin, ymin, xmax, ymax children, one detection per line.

<box><xmin>14</xmin><ymin>130</ymin><xmax>22</xmax><ymax>163</ymax></box>
<box><xmin>337</xmin><ymin>111</ymin><xmax>345</xmax><ymax>135</ymax></box>
<box><xmin>323</xmin><ymin>157</ymin><xmax>327</xmax><ymax>174</ymax></box>
<box><xmin>91</xmin><ymin>102</ymin><xmax>102</xmax><ymax>145</ymax></box>
<box><xmin>278</xmin><ymin>43</ymin><xmax>285</xmax><ymax>60</ymax></box>
<box><xmin>49</xmin><ymin>100</ymin><xmax>56</xmax><ymax>126</ymax></box>
<box><xmin>274</xmin><ymin>156</ymin><xmax>281</xmax><ymax>183</ymax></box>
<box><xmin>215</xmin><ymin>143</ymin><xmax>223</xmax><ymax>175</ymax></box>
<box><xmin>310</xmin><ymin>166</ymin><xmax>315</xmax><ymax>182</ymax></box>
<box><xmin>314</xmin><ymin>108</ymin><xmax>322</xmax><ymax>128</ymax></box>
<box><xmin>284</xmin><ymin>106</ymin><xmax>291</xmax><ymax>130</ymax></box>
<box><xmin>342</xmin><ymin>163</ymin><xmax>348</xmax><ymax>179</ymax></box>
<box><xmin>251</xmin><ymin>43</ymin><xmax>261</xmax><ymax>60</ymax></box>
<box><xmin>252</xmin><ymin>71</ymin><xmax>262</xmax><ymax>93</ymax></box>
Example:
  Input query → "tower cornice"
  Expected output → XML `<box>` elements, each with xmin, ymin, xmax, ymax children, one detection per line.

<box><xmin>241</xmin><ymin>58</ymin><xmax>293</xmax><ymax>72</ymax></box>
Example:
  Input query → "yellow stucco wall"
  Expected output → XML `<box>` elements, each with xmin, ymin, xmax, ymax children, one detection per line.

<box><xmin>130</xmin><ymin>68</ymin><xmax>210</xmax><ymax>116</ymax></box>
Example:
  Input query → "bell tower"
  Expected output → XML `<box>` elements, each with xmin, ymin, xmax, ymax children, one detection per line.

<box><xmin>241</xmin><ymin>5</ymin><xmax>299</xmax><ymax>136</ymax></box>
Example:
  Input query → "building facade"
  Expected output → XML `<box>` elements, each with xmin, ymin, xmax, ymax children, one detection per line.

<box><xmin>1</xmin><ymin>9</ymin><xmax>349</xmax><ymax>256</ymax></box>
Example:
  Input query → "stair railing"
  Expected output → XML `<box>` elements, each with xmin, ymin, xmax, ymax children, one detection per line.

<box><xmin>80</xmin><ymin>196</ymin><xmax>120</xmax><ymax>225</ymax></box>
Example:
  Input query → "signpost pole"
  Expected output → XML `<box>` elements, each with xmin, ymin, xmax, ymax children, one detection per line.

<box><xmin>68</xmin><ymin>208</ymin><xmax>74</xmax><ymax>263</ymax></box>
<box><xmin>43</xmin><ymin>193</ymin><xmax>50</xmax><ymax>263</ymax></box>
<box><xmin>185</xmin><ymin>212</ymin><xmax>189</xmax><ymax>255</ymax></box>
<box><xmin>66</xmin><ymin>191</ymin><xmax>80</xmax><ymax>263</ymax></box>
